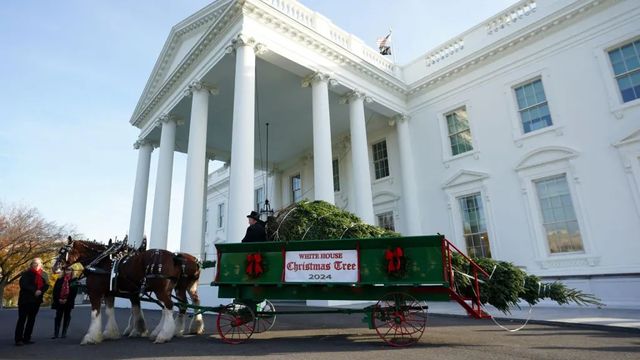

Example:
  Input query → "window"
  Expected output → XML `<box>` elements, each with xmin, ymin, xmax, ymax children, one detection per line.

<box><xmin>445</xmin><ymin>107</ymin><xmax>473</xmax><ymax>156</ymax></box>
<box><xmin>458</xmin><ymin>193</ymin><xmax>491</xmax><ymax>258</ymax></box>
<box><xmin>332</xmin><ymin>159</ymin><xmax>340</xmax><ymax>192</ymax></box>
<box><xmin>377</xmin><ymin>211</ymin><xmax>395</xmax><ymax>231</ymax></box>
<box><xmin>291</xmin><ymin>174</ymin><xmax>302</xmax><ymax>203</ymax></box>
<box><xmin>608</xmin><ymin>39</ymin><xmax>640</xmax><ymax>103</ymax></box>
<box><xmin>372</xmin><ymin>140</ymin><xmax>390</xmax><ymax>179</ymax></box>
<box><xmin>255</xmin><ymin>187</ymin><xmax>265</xmax><ymax>212</ymax></box>
<box><xmin>534</xmin><ymin>174</ymin><xmax>583</xmax><ymax>254</ymax></box>
<box><xmin>217</xmin><ymin>203</ymin><xmax>225</xmax><ymax>228</ymax></box>
<box><xmin>514</xmin><ymin>79</ymin><xmax>553</xmax><ymax>133</ymax></box>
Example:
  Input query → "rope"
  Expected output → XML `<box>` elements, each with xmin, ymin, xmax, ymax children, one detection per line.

<box><xmin>467</xmin><ymin>263</ymin><xmax>533</xmax><ymax>332</ymax></box>
<box><xmin>273</xmin><ymin>206</ymin><xmax>299</xmax><ymax>241</ymax></box>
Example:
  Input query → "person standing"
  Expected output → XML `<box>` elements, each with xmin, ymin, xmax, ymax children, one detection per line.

<box><xmin>51</xmin><ymin>267</ymin><xmax>78</xmax><ymax>339</ymax></box>
<box><xmin>14</xmin><ymin>257</ymin><xmax>49</xmax><ymax>346</ymax></box>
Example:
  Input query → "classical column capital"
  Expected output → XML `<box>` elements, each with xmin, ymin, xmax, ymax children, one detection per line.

<box><xmin>184</xmin><ymin>81</ymin><xmax>218</xmax><ymax>97</ymax></box>
<box><xmin>391</xmin><ymin>113</ymin><xmax>411</xmax><ymax>125</ymax></box>
<box><xmin>301</xmin><ymin>72</ymin><xmax>338</xmax><ymax>88</ymax></box>
<box><xmin>225</xmin><ymin>33</ymin><xmax>266</xmax><ymax>54</ymax></box>
<box><xmin>339</xmin><ymin>89</ymin><xmax>373</xmax><ymax>104</ymax></box>
<box><xmin>133</xmin><ymin>139</ymin><xmax>154</xmax><ymax>150</ymax></box>
<box><xmin>205</xmin><ymin>151</ymin><xmax>216</xmax><ymax>161</ymax></box>
<box><xmin>155</xmin><ymin>114</ymin><xmax>184</xmax><ymax>128</ymax></box>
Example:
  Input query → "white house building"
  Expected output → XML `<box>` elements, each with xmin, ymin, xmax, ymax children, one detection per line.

<box><xmin>128</xmin><ymin>0</ymin><xmax>640</xmax><ymax>307</ymax></box>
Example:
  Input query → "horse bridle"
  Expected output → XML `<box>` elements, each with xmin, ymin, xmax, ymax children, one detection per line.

<box><xmin>56</xmin><ymin>242</ymin><xmax>74</xmax><ymax>267</ymax></box>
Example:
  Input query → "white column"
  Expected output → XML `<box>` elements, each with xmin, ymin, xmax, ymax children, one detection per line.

<box><xmin>202</xmin><ymin>152</ymin><xmax>213</xmax><ymax>256</ymax></box>
<box><xmin>150</xmin><ymin>115</ymin><xmax>179</xmax><ymax>250</ymax></box>
<box><xmin>303</xmin><ymin>72</ymin><xmax>334</xmax><ymax>204</ymax></box>
<box><xmin>270</xmin><ymin>169</ymin><xmax>283</xmax><ymax>212</ymax></box>
<box><xmin>128</xmin><ymin>139</ymin><xmax>154</xmax><ymax>248</ymax></box>
<box><xmin>180</xmin><ymin>81</ymin><xmax>215</xmax><ymax>258</ymax></box>
<box><xmin>395</xmin><ymin>115</ymin><xmax>422</xmax><ymax>235</ymax></box>
<box><xmin>343</xmin><ymin>91</ymin><xmax>375</xmax><ymax>224</ymax></box>
<box><xmin>227</xmin><ymin>35</ymin><xmax>258</xmax><ymax>243</ymax></box>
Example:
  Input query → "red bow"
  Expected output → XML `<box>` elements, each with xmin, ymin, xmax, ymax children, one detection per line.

<box><xmin>246</xmin><ymin>253</ymin><xmax>263</xmax><ymax>277</ymax></box>
<box><xmin>384</xmin><ymin>247</ymin><xmax>404</xmax><ymax>273</ymax></box>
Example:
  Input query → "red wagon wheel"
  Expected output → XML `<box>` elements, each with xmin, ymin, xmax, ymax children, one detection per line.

<box><xmin>372</xmin><ymin>292</ymin><xmax>428</xmax><ymax>347</ymax></box>
<box><xmin>216</xmin><ymin>302</ymin><xmax>256</xmax><ymax>344</ymax></box>
<box><xmin>254</xmin><ymin>299</ymin><xmax>277</xmax><ymax>333</ymax></box>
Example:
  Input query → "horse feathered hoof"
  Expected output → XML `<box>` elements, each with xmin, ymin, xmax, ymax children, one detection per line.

<box><xmin>189</xmin><ymin>315</ymin><xmax>205</xmax><ymax>335</ymax></box>
<box><xmin>81</xmin><ymin>333</ymin><xmax>103</xmax><ymax>345</ymax></box>
<box><xmin>154</xmin><ymin>334</ymin><xmax>173</xmax><ymax>344</ymax></box>
<box><xmin>102</xmin><ymin>330</ymin><xmax>121</xmax><ymax>340</ymax></box>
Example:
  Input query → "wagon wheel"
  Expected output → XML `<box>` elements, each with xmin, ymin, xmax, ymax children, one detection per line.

<box><xmin>254</xmin><ymin>299</ymin><xmax>277</xmax><ymax>333</ymax></box>
<box><xmin>372</xmin><ymin>292</ymin><xmax>428</xmax><ymax>347</ymax></box>
<box><xmin>216</xmin><ymin>302</ymin><xmax>256</xmax><ymax>344</ymax></box>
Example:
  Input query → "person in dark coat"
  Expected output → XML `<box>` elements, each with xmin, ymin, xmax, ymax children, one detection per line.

<box><xmin>241</xmin><ymin>211</ymin><xmax>267</xmax><ymax>243</ymax></box>
<box><xmin>14</xmin><ymin>257</ymin><xmax>49</xmax><ymax>346</ymax></box>
<box><xmin>50</xmin><ymin>267</ymin><xmax>78</xmax><ymax>339</ymax></box>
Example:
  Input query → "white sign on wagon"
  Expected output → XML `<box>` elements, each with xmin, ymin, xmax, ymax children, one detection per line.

<box><xmin>284</xmin><ymin>250</ymin><xmax>358</xmax><ymax>283</ymax></box>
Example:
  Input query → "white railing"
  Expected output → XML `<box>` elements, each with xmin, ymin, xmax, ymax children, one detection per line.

<box><xmin>425</xmin><ymin>39</ymin><xmax>465</xmax><ymax>67</ymax></box>
<box><xmin>269</xmin><ymin>0</ymin><xmax>313</xmax><ymax>27</ymax></box>
<box><xmin>485</xmin><ymin>0</ymin><xmax>537</xmax><ymax>34</ymax></box>
<box><xmin>264</xmin><ymin>0</ymin><xmax>395</xmax><ymax>74</ymax></box>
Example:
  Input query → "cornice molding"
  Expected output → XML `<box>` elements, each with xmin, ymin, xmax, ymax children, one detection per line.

<box><xmin>408</xmin><ymin>0</ymin><xmax>613</xmax><ymax>96</ymax></box>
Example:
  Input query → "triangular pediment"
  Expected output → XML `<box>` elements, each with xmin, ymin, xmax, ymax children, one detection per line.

<box><xmin>613</xmin><ymin>129</ymin><xmax>640</xmax><ymax>148</ymax></box>
<box><xmin>132</xmin><ymin>0</ymin><xmax>233</xmax><ymax>122</ymax></box>
<box><xmin>515</xmin><ymin>146</ymin><xmax>579</xmax><ymax>171</ymax></box>
<box><xmin>442</xmin><ymin>170</ymin><xmax>489</xmax><ymax>189</ymax></box>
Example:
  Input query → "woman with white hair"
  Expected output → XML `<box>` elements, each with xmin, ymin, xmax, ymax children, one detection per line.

<box><xmin>14</xmin><ymin>258</ymin><xmax>49</xmax><ymax>346</ymax></box>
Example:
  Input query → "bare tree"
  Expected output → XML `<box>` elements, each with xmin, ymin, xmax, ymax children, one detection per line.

<box><xmin>0</xmin><ymin>202</ymin><xmax>68</xmax><ymax>308</ymax></box>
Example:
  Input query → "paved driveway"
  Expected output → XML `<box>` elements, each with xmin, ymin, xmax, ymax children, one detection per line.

<box><xmin>1</xmin><ymin>305</ymin><xmax>638</xmax><ymax>359</ymax></box>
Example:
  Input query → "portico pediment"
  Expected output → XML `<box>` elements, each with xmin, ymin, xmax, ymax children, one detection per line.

<box><xmin>132</xmin><ymin>0</ymin><xmax>233</xmax><ymax>122</ymax></box>
<box><xmin>442</xmin><ymin>170</ymin><xmax>489</xmax><ymax>189</ymax></box>
<box><xmin>515</xmin><ymin>146</ymin><xmax>579</xmax><ymax>171</ymax></box>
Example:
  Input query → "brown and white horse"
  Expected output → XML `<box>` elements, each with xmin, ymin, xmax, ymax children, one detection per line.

<box><xmin>53</xmin><ymin>237</ymin><xmax>203</xmax><ymax>344</ymax></box>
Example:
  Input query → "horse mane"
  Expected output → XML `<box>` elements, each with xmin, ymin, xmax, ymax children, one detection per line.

<box><xmin>75</xmin><ymin>239</ymin><xmax>108</xmax><ymax>252</ymax></box>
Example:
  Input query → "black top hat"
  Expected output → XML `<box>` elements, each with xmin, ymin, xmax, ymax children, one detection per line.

<box><xmin>247</xmin><ymin>211</ymin><xmax>261</xmax><ymax>221</ymax></box>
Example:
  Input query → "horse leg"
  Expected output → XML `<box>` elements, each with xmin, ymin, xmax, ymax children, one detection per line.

<box><xmin>186</xmin><ymin>280</ymin><xmax>204</xmax><ymax>335</ymax></box>
<box><xmin>153</xmin><ymin>281</ymin><xmax>176</xmax><ymax>344</ymax></box>
<box><xmin>149</xmin><ymin>309</ymin><xmax>164</xmax><ymax>341</ymax></box>
<box><xmin>81</xmin><ymin>295</ymin><xmax>104</xmax><ymax>345</ymax></box>
<box><xmin>173</xmin><ymin>285</ymin><xmax>187</xmax><ymax>337</ymax></box>
<box><xmin>122</xmin><ymin>310</ymin><xmax>134</xmax><ymax>337</ymax></box>
<box><xmin>128</xmin><ymin>297</ymin><xmax>148</xmax><ymax>337</ymax></box>
<box><xmin>102</xmin><ymin>295</ymin><xmax>121</xmax><ymax>340</ymax></box>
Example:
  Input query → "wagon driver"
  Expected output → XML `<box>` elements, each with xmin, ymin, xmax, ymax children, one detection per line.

<box><xmin>241</xmin><ymin>211</ymin><xmax>267</xmax><ymax>243</ymax></box>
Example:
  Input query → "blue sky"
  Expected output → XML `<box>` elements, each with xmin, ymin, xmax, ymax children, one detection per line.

<box><xmin>0</xmin><ymin>0</ymin><xmax>517</xmax><ymax>248</ymax></box>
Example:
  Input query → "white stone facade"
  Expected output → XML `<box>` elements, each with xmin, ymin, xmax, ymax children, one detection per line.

<box><xmin>129</xmin><ymin>0</ymin><xmax>640</xmax><ymax>307</ymax></box>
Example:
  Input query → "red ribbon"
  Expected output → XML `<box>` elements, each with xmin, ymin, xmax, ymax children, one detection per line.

<box><xmin>246</xmin><ymin>253</ymin><xmax>263</xmax><ymax>277</ymax></box>
<box><xmin>384</xmin><ymin>247</ymin><xmax>404</xmax><ymax>274</ymax></box>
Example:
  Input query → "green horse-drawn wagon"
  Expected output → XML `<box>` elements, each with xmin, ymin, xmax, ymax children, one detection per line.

<box><xmin>212</xmin><ymin>234</ymin><xmax>489</xmax><ymax>346</ymax></box>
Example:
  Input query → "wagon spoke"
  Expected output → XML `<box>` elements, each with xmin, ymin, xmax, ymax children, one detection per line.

<box><xmin>216</xmin><ymin>303</ymin><xmax>256</xmax><ymax>344</ymax></box>
<box><xmin>373</xmin><ymin>292</ymin><xmax>427</xmax><ymax>347</ymax></box>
